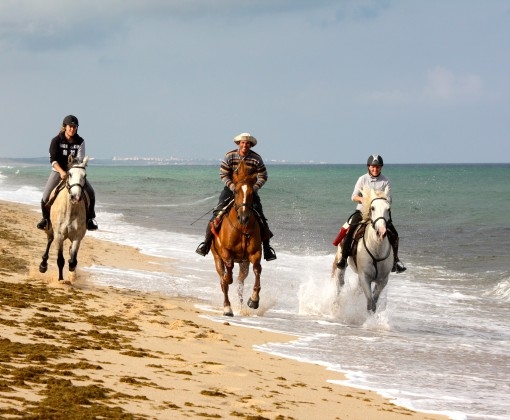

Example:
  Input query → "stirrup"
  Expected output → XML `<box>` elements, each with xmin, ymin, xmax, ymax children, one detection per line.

<box><xmin>392</xmin><ymin>261</ymin><xmax>406</xmax><ymax>273</ymax></box>
<box><xmin>195</xmin><ymin>242</ymin><xmax>209</xmax><ymax>257</ymax></box>
<box><xmin>37</xmin><ymin>218</ymin><xmax>49</xmax><ymax>230</ymax></box>
<box><xmin>263</xmin><ymin>246</ymin><xmax>277</xmax><ymax>261</ymax></box>
<box><xmin>336</xmin><ymin>257</ymin><xmax>347</xmax><ymax>269</ymax></box>
<box><xmin>87</xmin><ymin>219</ymin><xmax>98</xmax><ymax>231</ymax></box>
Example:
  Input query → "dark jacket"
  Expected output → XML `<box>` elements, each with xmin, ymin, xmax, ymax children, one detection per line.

<box><xmin>49</xmin><ymin>132</ymin><xmax>85</xmax><ymax>171</ymax></box>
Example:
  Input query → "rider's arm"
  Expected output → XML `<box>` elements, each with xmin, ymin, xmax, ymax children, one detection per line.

<box><xmin>51</xmin><ymin>162</ymin><xmax>67</xmax><ymax>179</ymax></box>
<box><xmin>220</xmin><ymin>154</ymin><xmax>235</xmax><ymax>191</ymax></box>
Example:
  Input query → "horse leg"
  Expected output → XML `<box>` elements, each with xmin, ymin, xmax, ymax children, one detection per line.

<box><xmin>221</xmin><ymin>259</ymin><xmax>235</xmax><ymax>316</ymax></box>
<box><xmin>39</xmin><ymin>230</ymin><xmax>54</xmax><ymax>273</ymax></box>
<box><xmin>221</xmin><ymin>277</ymin><xmax>233</xmax><ymax>316</ymax></box>
<box><xmin>68</xmin><ymin>240</ymin><xmax>81</xmax><ymax>272</ymax></box>
<box><xmin>57</xmin><ymin>247</ymin><xmax>65</xmax><ymax>281</ymax></box>
<box><xmin>371</xmin><ymin>277</ymin><xmax>389</xmax><ymax>312</ymax></box>
<box><xmin>53</xmin><ymin>234</ymin><xmax>65</xmax><ymax>281</ymax></box>
<box><xmin>358</xmin><ymin>274</ymin><xmax>375</xmax><ymax>312</ymax></box>
<box><xmin>237</xmin><ymin>262</ymin><xmax>249</xmax><ymax>306</ymax></box>
<box><xmin>247</xmin><ymin>262</ymin><xmax>262</xmax><ymax>310</ymax></box>
<box><xmin>335</xmin><ymin>266</ymin><xmax>345</xmax><ymax>289</ymax></box>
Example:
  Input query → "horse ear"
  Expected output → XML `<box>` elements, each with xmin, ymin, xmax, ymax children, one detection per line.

<box><xmin>68</xmin><ymin>154</ymin><xmax>74</xmax><ymax>166</ymax></box>
<box><xmin>82</xmin><ymin>156</ymin><xmax>89</xmax><ymax>166</ymax></box>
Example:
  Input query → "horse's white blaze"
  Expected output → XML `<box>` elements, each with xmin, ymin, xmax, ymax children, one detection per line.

<box><xmin>241</xmin><ymin>184</ymin><xmax>248</xmax><ymax>204</ymax></box>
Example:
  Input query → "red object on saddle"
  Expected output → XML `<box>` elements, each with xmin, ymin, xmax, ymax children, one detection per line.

<box><xmin>332</xmin><ymin>226</ymin><xmax>348</xmax><ymax>246</ymax></box>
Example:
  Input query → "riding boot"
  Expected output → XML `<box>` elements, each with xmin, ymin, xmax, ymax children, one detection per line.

<box><xmin>389</xmin><ymin>235</ymin><xmax>406</xmax><ymax>273</ymax></box>
<box><xmin>263</xmin><ymin>240</ymin><xmax>277</xmax><ymax>261</ymax></box>
<box><xmin>336</xmin><ymin>242</ymin><xmax>350</xmax><ymax>269</ymax></box>
<box><xmin>87</xmin><ymin>219</ymin><xmax>98</xmax><ymax>231</ymax></box>
<box><xmin>257</xmin><ymin>216</ymin><xmax>276</xmax><ymax>261</ymax></box>
<box><xmin>336</xmin><ymin>211</ymin><xmax>362</xmax><ymax>269</ymax></box>
<box><xmin>86</xmin><ymin>185</ymin><xmax>98</xmax><ymax>230</ymax></box>
<box><xmin>196</xmin><ymin>226</ymin><xmax>214</xmax><ymax>257</ymax></box>
<box><xmin>337</xmin><ymin>228</ymin><xmax>354</xmax><ymax>269</ymax></box>
<box><xmin>36</xmin><ymin>200</ymin><xmax>50</xmax><ymax>230</ymax></box>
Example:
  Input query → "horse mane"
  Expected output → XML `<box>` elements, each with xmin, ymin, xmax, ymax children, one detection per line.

<box><xmin>233</xmin><ymin>160</ymin><xmax>256</xmax><ymax>185</ymax></box>
<box><xmin>361</xmin><ymin>187</ymin><xmax>388</xmax><ymax>221</ymax></box>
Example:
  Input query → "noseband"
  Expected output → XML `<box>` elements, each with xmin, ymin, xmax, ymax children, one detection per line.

<box><xmin>66</xmin><ymin>166</ymin><xmax>87</xmax><ymax>199</ymax></box>
<box><xmin>369</xmin><ymin>197</ymin><xmax>390</xmax><ymax>230</ymax></box>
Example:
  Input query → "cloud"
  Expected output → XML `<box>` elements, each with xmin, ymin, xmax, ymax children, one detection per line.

<box><xmin>0</xmin><ymin>0</ymin><xmax>388</xmax><ymax>51</ymax></box>
<box><xmin>422</xmin><ymin>66</ymin><xmax>483</xmax><ymax>102</ymax></box>
<box><xmin>356</xmin><ymin>66</ymin><xmax>484</xmax><ymax>106</ymax></box>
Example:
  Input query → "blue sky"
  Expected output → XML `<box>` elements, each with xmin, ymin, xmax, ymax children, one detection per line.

<box><xmin>1</xmin><ymin>0</ymin><xmax>509</xmax><ymax>163</ymax></box>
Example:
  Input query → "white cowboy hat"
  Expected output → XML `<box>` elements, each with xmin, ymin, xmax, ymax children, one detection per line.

<box><xmin>233</xmin><ymin>132</ymin><xmax>257</xmax><ymax>146</ymax></box>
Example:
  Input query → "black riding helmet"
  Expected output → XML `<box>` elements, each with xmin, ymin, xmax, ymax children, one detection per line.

<box><xmin>367</xmin><ymin>154</ymin><xmax>383</xmax><ymax>166</ymax></box>
<box><xmin>63</xmin><ymin>115</ymin><xmax>79</xmax><ymax>127</ymax></box>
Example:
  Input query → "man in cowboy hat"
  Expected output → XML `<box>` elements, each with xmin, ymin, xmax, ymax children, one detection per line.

<box><xmin>195</xmin><ymin>132</ymin><xmax>277</xmax><ymax>261</ymax></box>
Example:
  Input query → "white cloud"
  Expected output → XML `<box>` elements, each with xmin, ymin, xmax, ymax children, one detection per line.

<box><xmin>356</xmin><ymin>66</ymin><xmax>484</xmax><ymax>106</ymax></box>
<box><xmin>422</xmin><ymin>66</ymin><xmax>483</xmax><ymax>102</ymax></box>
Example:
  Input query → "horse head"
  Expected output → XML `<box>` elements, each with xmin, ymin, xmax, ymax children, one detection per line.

<box><xmin>67</xmin><ymin>155</ymin><xmax>89</xmax><ymax>204</ymax></box>
<box><xmin>232</xmin><ymin>161</ymin><xmax>257</xmax><ymax>226</ymax></box>
<box><xmin>363</xmin><ymin>187</ymin><xmax>391</xmax><ymax>240</ymax></box>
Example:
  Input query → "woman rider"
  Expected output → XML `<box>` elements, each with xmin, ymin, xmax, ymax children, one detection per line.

<box><xmin>336</xmin><ymin>154</ymin><xmax>406</xmax><ymax>273</ymax></box>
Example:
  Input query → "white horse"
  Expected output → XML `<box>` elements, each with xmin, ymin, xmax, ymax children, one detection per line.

<box><xmin>333</xmin><ymin>187</ymin><xmax>393</xmax><ymax>312</ymax></box>
<box><xmin>39</xmin><ymin>156</ymin><xmax>89</xmax><ymax>282</ymax></box>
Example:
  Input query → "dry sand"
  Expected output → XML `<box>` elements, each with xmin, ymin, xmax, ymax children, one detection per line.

<box><xmin>0</xmin><ymin>200</ymin><xmax>447</xmax><ymax>419</ymax></box>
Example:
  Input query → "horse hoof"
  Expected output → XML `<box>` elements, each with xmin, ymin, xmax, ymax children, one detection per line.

<box><xmin>223</xmin><ymin>311</ymin><xmax>234</xmax><ymax>317</ymax></box>
<box><xmin>247</xmin><ymin>298</ymin><xmax>259</xmax><ymax>310</ymax></box>
<box><xmin>39</xmin><ymin>264</ymin><xmax>47</xmax><ymax>273</ymax></box>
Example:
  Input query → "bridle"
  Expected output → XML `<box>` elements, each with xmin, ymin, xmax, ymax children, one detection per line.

<box><xmin>369</xmin><ymin>197</ymin><xmax>391</xmax><ymax>231</ymax></box>
<box><xmin>233</xmin><ymin>183</ymin><xmax>254</xmax><ymax>223</ymax></box>
<box><xmin>66</xmin><ymin>164</ymin><xmax>87</xmax><ymax>200</ymax></box>
<box><xmin>362</xmin><ymin>196</ymin><xmax>392</xmax><ymax>275</ymax></box>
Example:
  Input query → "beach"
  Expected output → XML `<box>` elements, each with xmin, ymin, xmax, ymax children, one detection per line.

<box><xmin>0</xmin><ymin>200</ymin><xmax>447</xmax><ymax>419</ymax></box>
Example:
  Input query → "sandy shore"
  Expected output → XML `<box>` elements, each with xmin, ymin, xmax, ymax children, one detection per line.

<box><xmin>0</xmin><ymin>200</ymin><xmax>447</xmax><ymax>419</ymax></box>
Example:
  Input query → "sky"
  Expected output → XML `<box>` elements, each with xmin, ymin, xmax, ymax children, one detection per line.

<box><xmin>1</xmin><ymin>0</ymin><xmax>509</xmax><ymax>164</ymax></box>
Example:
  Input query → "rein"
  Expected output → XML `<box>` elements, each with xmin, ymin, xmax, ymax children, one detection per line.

<box><xmin>362</xmin><ymin>197</ymin><xmax>392</xmax><ymax>277</ymax></box>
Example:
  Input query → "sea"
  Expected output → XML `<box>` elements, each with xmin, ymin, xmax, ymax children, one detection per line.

<box><xmin>1</xmin><ymin>159</ymin><xmax>509</xmax><ymax>420</ymax></box>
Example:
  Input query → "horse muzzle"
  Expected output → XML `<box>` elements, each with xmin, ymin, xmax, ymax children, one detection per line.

<box><xmin>237</xmin><ymin>213</ymin><xmax>250</xmax><ymax>225</ymax></box>
<box><xmin>70</xmin><ymin>193</ymin><xmax>82</xmax><ymax>204</ymax></box>
<box><xmin>377</xmin><ymin>226</ymin><xmax>387</xmax><ymax>240</ymax></box>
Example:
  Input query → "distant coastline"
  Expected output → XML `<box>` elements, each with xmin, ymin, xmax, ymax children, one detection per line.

<box><xmin>1</xmin><ymin>157</ymin><xmax>508</xmax><ymax>166</ymax></box>
<box><xmin>0</xmin><ymin>156</ymin><xmax>332</xmax><ymax>166</ymax></box>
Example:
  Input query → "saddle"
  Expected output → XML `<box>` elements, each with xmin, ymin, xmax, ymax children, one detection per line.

<box><xmin>339</xmin><ymin>223</ymin><xmax>367</xmax><ymax>268</ymax></box>
<box><xmin>45</xmin><ymin>181</ymin><xmax>91</xmax><ymax>212</ymax></box>
<box><xmin>210</xmin><ymin>202</ymin><xmax>273</xmax><ymax>241</ymax></box>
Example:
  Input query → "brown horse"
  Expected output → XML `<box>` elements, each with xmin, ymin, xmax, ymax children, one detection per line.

<box><xmin>210</xmin><ymin>161</ymin><xmax>262</xmax><ymax>316</ymax></box>
<box><xmin>39</xmin><ymin>156</ymin><xmax>88</xmax><ymax>282</ymax></box>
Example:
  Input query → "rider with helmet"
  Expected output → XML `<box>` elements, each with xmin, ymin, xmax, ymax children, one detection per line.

<box><xmin>36</xmin><ymin>115</ymin><xmax>98</xmax><ymax>231</ymax></box>
<box><xmin>336</xmin><ymin>154</ymin><xmax>406</xmax><ymax>273</ymax></box>
<box><xmin>195</xmin><ymin>132</ymin><xmax>277</xmax><ymax>261</ymax></box>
